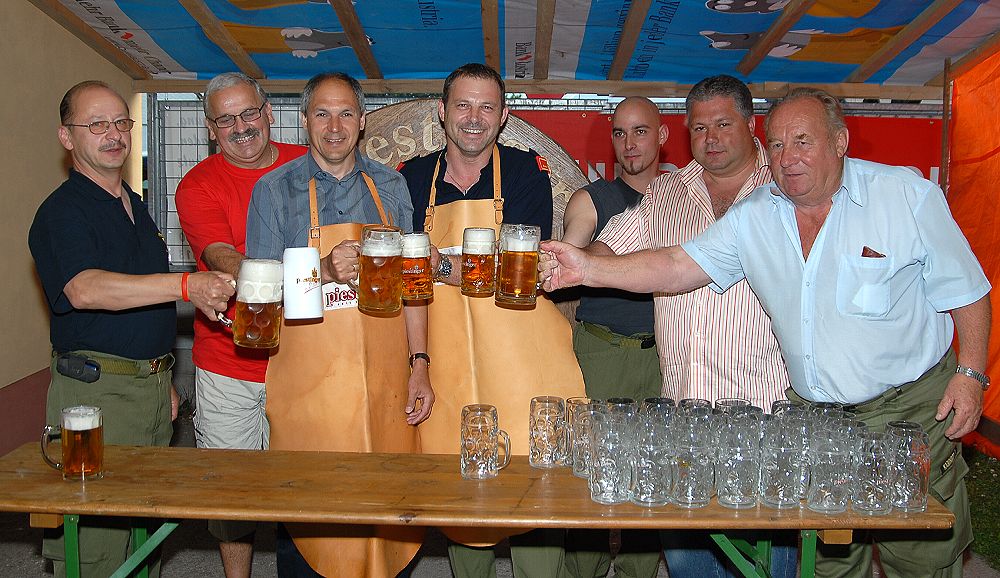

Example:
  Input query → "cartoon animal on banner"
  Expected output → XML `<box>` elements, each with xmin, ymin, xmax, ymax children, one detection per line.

<box><xmin>222</xmin><ymin>23</ymin><xmax>373</xmax><ymax>58</ymax></box>
<box><xmin>705</xmin><ymin>0</ymin><xmax>880</xmax><ymax>18</ymax></box>
<box><xmin>701</xmin><ymin>26</ymin><xmax>902</xmax><ymax>64</ymax></box>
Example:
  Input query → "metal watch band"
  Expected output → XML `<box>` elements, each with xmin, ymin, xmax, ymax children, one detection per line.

<box><xmin>956</xmin><ymin>365</ymin><xmax>990</xmax><ymax>390</ymax></box>
<box><xmin>409</xmin><ymin>352</ymin><xmax>431</xmax><ymax>368</ymax></box>
<box><xmin>436</xmin><ymin>254</ymin><xmax>452</xmax><ymax>280</ymax></box>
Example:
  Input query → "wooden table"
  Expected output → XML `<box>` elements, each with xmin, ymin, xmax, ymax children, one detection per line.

<box><xmin>0</xmin><ymin>443</ymin><xmax>954</xmax><ymax>578</ymax></box>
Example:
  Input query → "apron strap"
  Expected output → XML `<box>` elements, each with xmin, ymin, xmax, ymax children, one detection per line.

<box><xmin>425</xmin><ymin>146</ymin><xmax>503</xmax><ymax>233</ymax></box>
<box><xmin>307</xmin><ymin>174</ymin><xmax>393</xmax><ymax>249</ymax></box>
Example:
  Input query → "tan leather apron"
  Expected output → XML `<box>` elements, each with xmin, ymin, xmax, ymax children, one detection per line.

<box><xmin>266</xmin><ymin>176</ymin><xmax>423</xmax><ymax>577</ymax></box>
<box><xmin>421</xmin><ymin>147</ymin><xmax>585</xmax><ymax>545</ymax></box>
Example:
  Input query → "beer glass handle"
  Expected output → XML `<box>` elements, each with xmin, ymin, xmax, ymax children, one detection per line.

<box><xmin>40</xmin><ymin>425</ymin><xmax>62</xmax><ymax>471</ymax></box>
<box><xmin>498</xmin><ymin>429</ymin><xmax>511</xmax><ymax>470</ymax></box>
<box><xmin>216</xmin><ymin>311</ymin><xmax>234</xmax><ymax>329</ymax></box>
<box><xmin>346</xmin><ymin>275</ymin><xmax>360</xmax><ymax>291</ymax></box>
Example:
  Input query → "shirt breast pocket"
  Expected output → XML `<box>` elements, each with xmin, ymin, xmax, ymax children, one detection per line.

<box><xmin>836</xmin><ymin>254</ymin><xmax>892</xmax><ymax>319</ymax></box>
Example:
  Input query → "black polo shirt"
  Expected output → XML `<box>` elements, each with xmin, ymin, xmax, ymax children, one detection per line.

<box><xmin>29</xmin><ymin>169</ymin><xmax>175</xmax><ymax>359</ymax></box>
<box><xmin>400</xmin><ymin>144</ymin><xmax>554</xmax><ymax>239</ymax></box>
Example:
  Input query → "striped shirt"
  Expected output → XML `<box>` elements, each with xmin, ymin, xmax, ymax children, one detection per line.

<box><xmin>598</xmin><ymin>140</ymin><xmax>790</xmax><ymax>410</ymax></box>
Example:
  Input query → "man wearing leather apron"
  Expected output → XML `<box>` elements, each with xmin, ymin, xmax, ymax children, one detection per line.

<box><xmin>399</xmin><ymin>63</ymin><xmax>585</xmax><ymax>578</ymax></box>
<box><xmin>246</xmin><ymin>72</ymin><xmax>435</xmax><ymax>578</ymax></box>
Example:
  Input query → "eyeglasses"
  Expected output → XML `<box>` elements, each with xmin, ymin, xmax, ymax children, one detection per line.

<box><xmin>208</xmin><ymin>102</ymin><xmax>267</xmax><ymax>128</ymax></box>
<box><xmin>65</xmin><ymin>119</ymin><xmax>135</xmax><ymax>135</ymax></box>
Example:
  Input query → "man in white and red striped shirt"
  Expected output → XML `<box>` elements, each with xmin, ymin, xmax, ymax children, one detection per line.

<box><xmin>596</xmin><ymin>75</ymin><xmax>790</xmax><ymax>411</ymax></box>
<box><xmin>587</xmin><ymin>76</ymin><xmax>796</xmax><ymax>578</ymax></box>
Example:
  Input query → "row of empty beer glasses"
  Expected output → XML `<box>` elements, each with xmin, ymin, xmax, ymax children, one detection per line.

<box><xmin>562</xmin><ymin>397</ymin><xmax>931</xmax><ymax>513</ymax></box>
<box><xmin>461</xmin><ymin>224</ymin><xmax>541</xmax><ymax>306</ymax></box>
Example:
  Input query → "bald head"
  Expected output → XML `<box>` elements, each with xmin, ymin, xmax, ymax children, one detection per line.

<box><xmin>611</xmin><ymin>97</ymin><xmax>666</xmax><ymax>179</ymax></box>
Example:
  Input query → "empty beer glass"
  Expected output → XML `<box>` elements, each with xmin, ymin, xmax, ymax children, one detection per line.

<box><xmin>401</xmin><ymin>233</ymin><xmax>433</xmax><ymax>300</ymax></box>
<box><xmin>589</xmin><ymin>410</ymin><xmax>635</xmax><ymax>504</ymax></box>
<box><xmin>572</xmin><ymin>406</ymin><xmax>599</xmax><ymax>479</ymax></box>
<box><xmin>564</xmin><ymin>397</ymin><xmax>594</xmax><ymax>468</ymax></box>
<box><xmin>233</xmin><ymin>259</ymin><xmax>283</xmax><ymax>348</ymax></box>
<box><xmin>460</xmin><ymin>404</ymin><xmax>510</xmax><ymax>480</ymax></box>
<box><xmin>41</xmin><ymin>406</ymin><xmax>104</xmax><ymax>481</ymax></box>
<box><xmin>496</xmin><ymin>224</ymin><xmax>540</xmax><ymax>306</ymax></box>
<box><xmin>852</xmin><ymin>431</ymin><xmax>893</xmax><ymax>516</ymax></box>
<box><xmin>806</xmin><ymin>429</ymin><xmax>852</xmax><ymax>514</ymax></box>
<box><xmin>760</xmin><ymin>418</ymin><xmax>806</xmax><ymax>509</ymax></box>
<box><xmin>886</xmin><ymin>420</ymin><xmax>931</xmax><ymax>512</ymax></box>
<box><xmin>630</xmin><ymin>411</ymin><xmax>673</xmax><ymax>507</ymax></box>
<box><xmin>529</xmin><ymin>396</ymin><xmax>567</xmax><ymax>468</ymax></box>
<box><xmin>461</xmin><ymin>227</ymin><xmax>496</xmax><ymax>297</ymax></box>
<box><xmin>715</xmin><ymin>411</ymin><xmax>761</xmax><ymax>509</ymax></box>
<box><xmin>358</xmin><ymin>226</ymin><xmax>403</xmax><ymax>315</ymax></box>
<box><xmin>670</xmin><ymin>416</ymin><xmax>715</xmax><ymax>508</ymax></box>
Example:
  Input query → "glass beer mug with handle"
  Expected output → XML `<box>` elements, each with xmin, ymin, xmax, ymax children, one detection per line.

<box><xmin>401</xmin><ymin>232</ymin><xmax>433</xmax><ymax>301</ymax></box>
<box><xmin>461</xmin><ymin>227</ymin><xmax>496</xmax><ymax>297</ymax></box>
<box><xmin>496</xmin><ymin>223</ymin><xmax>541</xmax><ymax>306</ymax></box>
<box><xmin>41</xmin><ymin>405</ymin><xmax>104</xmax><ymax>481</ymax></box>
<box><xmin>357</xmin><ymin>225</ymin><xmax>404</xmax><ymax>315</ymax></box>
<box><xmin>226</xmin><ymin>259</ymin><xmax>284</xmax><ymax>348</ymax></box>
<box><xmin>460</xmin><ymin>404</ymin><xmax>511</xmax><ymax>480</ymax></box>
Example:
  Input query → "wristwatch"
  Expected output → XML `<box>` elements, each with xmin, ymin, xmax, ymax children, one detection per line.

<box><xmin>956</xmin><ymin>365</ymin><xmax>990</xmax><ymax>390</ymax></box>
<box><xmin>435</xmin><ymin>254</ymin><xmax>453</xmax><ymax>280</ymax></box>
<box><xmin>409</xmin><ymin>352</ymin><xmax>431</xmax><ymax>368</ymax></box>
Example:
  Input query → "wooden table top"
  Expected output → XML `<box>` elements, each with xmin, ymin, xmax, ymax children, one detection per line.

<box><xmin>0</xmin><ymin>443</ymin><xmax>954</xmax><ymax>531</ymax></box>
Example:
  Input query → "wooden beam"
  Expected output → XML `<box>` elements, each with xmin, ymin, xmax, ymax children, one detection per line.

<box><xmin>846</xmin><ymin>0</ymin><xmax>962</xmax><ymax>83</ymax></box>
<box><xmin>736</xmin><ymin>0</ymin><xmax>818</xmax><ymax>76</ymax></box>
<box><xmin>25</xmin><ymin>0</ymin><xmax>148</xmax><ymax>80</ymax></box>
<box><xmin>329</xmin><ymin>0</ymin><xmax>382</xmax><ymax>78</ymax></box>
<box><xmin>927</xmin><ymin>28</ymin><xmax>1000</xmax><ymax>85</ymax></box>
<box><xmin>177</xmin><ymin>0</ymin><xmax>264</xmax><ymax>79</ymax></box>
<box><xmin>134</xmin><ymin>78</ymin><xmax>944</xmax><ymax>101</ymax></box>
<box><xmin>607</xmin><ymin>0</ymin><xmax>653</xmax><ymax>80</ymax></box>
<box><xmin>533</xmin><ymin>0</ymin><xmax>557</xmax><ymax>80</ymax></box>
<box><xmin>482</xmin><ymin>0</ymin><xmax>501</xmax><ymax>72</ymax></box>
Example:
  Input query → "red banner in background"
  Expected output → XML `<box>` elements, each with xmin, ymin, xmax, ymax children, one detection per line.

<box><xmin>513</xmin><ymin>111</ymin><xmax>943</xmax><ymax>184</ymax></box>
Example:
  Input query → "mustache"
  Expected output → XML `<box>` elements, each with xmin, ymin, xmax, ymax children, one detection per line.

<box><xmin>98</xmin><ymin>140</ymin><xmax>126</xmax><ymax>151</ymax></box>
<box><xmin>229</xmin><ymin>127</ymin><xmax>260</xmax><ymax>142</ymax></box>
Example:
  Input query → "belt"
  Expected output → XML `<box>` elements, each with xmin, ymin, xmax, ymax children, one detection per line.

<box><xmin>841</xmin><ymin>350</ymin><xmax>953</xmax><ymax>414</ymax></box>
<box><xmin>580</xmin><ymin>321</ymin><xmax>655</xmax><ymax>350</ymax></box>
<box><xmin>54</xmin><ymin>351</ymin><xmax>175</xmax><ymax>378</ymax></box>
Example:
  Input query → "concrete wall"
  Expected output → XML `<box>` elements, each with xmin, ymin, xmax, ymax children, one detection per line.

<box><xmin>0</xmin><ymin>1</ymin><xmax>138</xmax><ymax>452</ymax></box>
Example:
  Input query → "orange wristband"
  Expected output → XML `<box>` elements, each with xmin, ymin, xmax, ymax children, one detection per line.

<box><xmin>181</xmin><ymin>272</ymin><xmax>190</xmax><ymax>302</ymax></box>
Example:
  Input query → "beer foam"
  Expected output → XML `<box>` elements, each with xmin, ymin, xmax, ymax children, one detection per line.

<box><xmin>463</xmin><ymin>228</ymin><xmax>495</xmax><ymax>255</ymax></box>
<box><xmin>504</xmin><ymin>237</ymin><xmax>537</xmax><ymax>252</ymax></box>
<box><xmin>402</xmin><ymin>233</ymin><xmax>430</xmax><ymax>258</ymax></box>
<box><xmin>63</xmin><ymin>406</ymin><xmax>100</xmax><ymax>430</ymax></box>
<box><xmin>237</xmin><ymin>259</ymin><xmax>283</xmax><ymax>303</ymax></box>
<box><xmin>362</xmin><ymin>238</ymin><xmax>402</xmax><ymax>257</ymax></box>
<box><xmin>463</xmin><ymin>242</ymin><xmax>494</xmax><ymax>255</ymax></box>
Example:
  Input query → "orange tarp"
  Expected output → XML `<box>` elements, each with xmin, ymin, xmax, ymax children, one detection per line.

<box><xmin>948</xmin><ymin>48</ymin><xmax>1000</xmax><ymax>459</ymax></box>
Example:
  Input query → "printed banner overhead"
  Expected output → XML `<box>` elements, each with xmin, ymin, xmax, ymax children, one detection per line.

<box><xmin>55</xmin><ymin>0</ymin><xmax>1000</xmax><ymax>85</ymax></box>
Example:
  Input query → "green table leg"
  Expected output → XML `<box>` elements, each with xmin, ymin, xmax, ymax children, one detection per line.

<box><xmin>710</xmin><ymin>533</ymin><xmax>770</xmax><ymax>577</ymax></box>
<box><xmin>800</xmin><ymin>530</ymin><xmax>817</xmax><ymax>578</ymax></box>
<box><xmin>63</xmin><ymin>514</ymin><xmax>80</xmax><ymax>578</ymax></box>
<box><xmin>108</xmin><ymin>521</ymin><xmax>179</xmax><ymax>578</ymax></box>
<box><xmin>132</xmin><ymin>523</ymin><xmax>149</xmax><ymax>578</ymax></box>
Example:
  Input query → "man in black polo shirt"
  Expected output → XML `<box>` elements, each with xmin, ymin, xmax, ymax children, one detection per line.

<box><xmin>29</xmin><ymin>80</ymin><xmax>234</xmax><ymax>578</ymax></box>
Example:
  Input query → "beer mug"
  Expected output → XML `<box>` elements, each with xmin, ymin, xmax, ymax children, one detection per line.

<box><xmin>233</xmin><ymin>259</ymin><xmax>283</xmax><ymax>348</ymax></box>
<box><xmin>282</xmin><ymin>247</ymin><xmax>323</xmax><ymax>320</ymax></box>
<box><xmin>460</xmin><ymin>404</ymin><xmax>511</xmax><ymax>480</ymax></box>
<box><xmin>41</xmin><ymin>406</ymin><xmax>103</xmax><ymax>481</ymax></box>
<box><xmin>496</xmin><ymin>224</ymin><xmax>541</xmax><ymax>306</ymax></box>
<box><xmin>461</xmin><ymin>227</ymin><xmax>496</xmax><ymax>297</ymax></box>
<box><xmin>358</xmin><ymin>225</ymin><xmax>403</xmax><ymax>315</ymax></box>
<box><xmin>401</xmin><ymin>233</ymin><xmax>433</xmax><ymax>301</ymax></box>
<box><xmin>529</xmin><ymin>396</ymin><xmax>567</xmax><ymax>469</ymax></box>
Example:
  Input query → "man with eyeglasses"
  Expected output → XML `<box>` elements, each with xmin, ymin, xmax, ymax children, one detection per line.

<box><xmin>175</xmin><ymin>72</ymin><xmax>306</xmax><ymax>578</ymax></box>
<box><xmin>29</xmin><ymin>80</ymin><xmax>235</xmax><ymax>578</ymax></box>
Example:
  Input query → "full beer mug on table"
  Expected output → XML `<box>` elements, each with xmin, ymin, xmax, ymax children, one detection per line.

<box><xmin>357</xmin><ymin>225</ymin><xmax>403</xmax><ymax>315</ymax></box>
<box><xmin>496</xmin><ymin>224</ymin><xmax>541</xmax><ymax>306</ymax></box>
<box><xmin>461</xmin><ymin>227</ymin><xmax>496</xmax><ymax>297</ymax></box>
<box><xmin>282</xmin><ymin>247</ymin><xmax>323</xmax><ymax>320</ymax></box>
<box><xmin>232</xmin><ymin>259</ymin><xmax>283</xmax><ymax>348</ymax></box>
<box><xmin>41</xmin><ymin>406</ymin><xmax>103</xmax><ymax>480</ymax></box>
<box><xmin>401</xmin><ymin>232</ymin><xmax>433</xmax><ymax>301</ymax></box>
<box><xmin>460</xmin><ymin>404</ymin><xmax>511</xmax><ymax>480</ymax></box>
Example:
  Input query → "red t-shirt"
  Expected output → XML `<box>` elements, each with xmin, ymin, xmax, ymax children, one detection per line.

<box><xmin>175</xmin><ymin>141</ymin><xmax>307</xmax><ymax>382</ymax></box>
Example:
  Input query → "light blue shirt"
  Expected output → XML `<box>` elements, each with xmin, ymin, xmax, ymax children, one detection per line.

<box><xmin>246</xmin><ymin>150</ymin><xmax>414</xmax><ymax>260</ymax></box>
<box><xmin>683</xmin><ymin>157</ymin><xmax>990</xmax><ymax>404</ymax></box>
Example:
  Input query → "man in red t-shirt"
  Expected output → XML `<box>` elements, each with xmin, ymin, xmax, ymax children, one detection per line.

<box><xmin>176</xmin><ymin>72</ymin><xmax>306</xmax><ymax>578</ymax></box>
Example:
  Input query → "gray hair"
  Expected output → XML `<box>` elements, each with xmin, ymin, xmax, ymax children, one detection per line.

<box><xmin>203</xmin><ymin>72</ymin><xmax>267</xmax><ymax>117</ymax></box>
<box><xmin>765</xmin><ymin>87</ymin><xmax>846</xmax><ymax>137</ymax></box>
<box><xmin>300</xmin><ymin>72</ymin><xmax>366</xmax><ymax>116</ymax></box>
<box><xmin>686</xmin><ymin>75</ymin><xmax>754</xmax><ymax>120</ymax></box>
